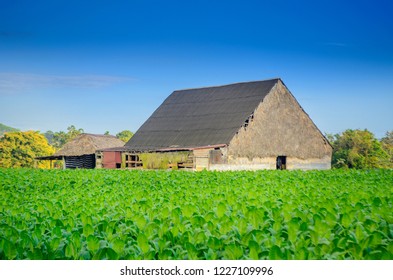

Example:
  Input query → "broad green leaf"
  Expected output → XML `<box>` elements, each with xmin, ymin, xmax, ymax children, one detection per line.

<box><xmin>93</xmin><ymin>247</ymin><xmax>119</xmax><ymax>260</ymax></box>
<box><xmin>325</xmin><ymin>211</ymin><xmax>337</xmax><ymax>227</ymax></box>
<box><xmin>224</xmin><ymin>243</ymin><xmax>243</xmax><ymax>260</ymax></box>
<box><xmin>273</xmin><ymin>221</ymin><xmax>281</xmax><ymax>233</ymax></box>
<box><xmin>237</xmin><ymin>217</ymin><xmax>248</xmax><ymax>234</ymax></box>
<box><xmin>370</xmin><ymin>231</ymin><xmax>383</xmax><ymax>246</ymax></box>
<box><xmin>341</xmin><ymin>214</ymin><xmax>351</xmax><ymax>228</ymax></box>
<box><xmin>144</xmin><ymin>222</ymin><xmax>159</xmax><ymax>239</ymax></box>
<box><xmin>158</xmin><ymin>248</ymin><xmax>174</xmax><ymax>260</ymax></box>
<box><xmin>19</xmin><ymin>231</ymin><xmax>33</xmax><ymax>250</ymax></box>
<box><xmin>3</xmin><ymin>240</ymin><xmax>17</xmax><ymax>260</ymax></box>
<box><xmin>372</xmin><ymin>197</ymin><xmax>382</xmax><ymax>207</ymax></box>
<box><xmin>106</xmin><ymin>220</ymin><xmax>117</xmax><ymax>237</ymax></box>
<box><xmin>193</xmin><ymin>230</ymin><xmax>206</xmax><ymax>244</ymax></box>
<box><xmin>111</xmin><ymin>238</ymin><xmax>125</xmax><ymax>255</ymax></box>
<box><xmin>268</xmin><ymin>245</ymin><xmax>282</xmax><ymax>260</ymax></box>
<box><xmin>37</xmin><ymin>204</ymin><xmax>45</xmax><ymax>213</ymax></box>
<box><xmin>87</xmin><ymin>235</ymin><xmax>100</xmax><ymax>253</ymax></box>
<box><xmin>65</xmin><ymin>241</ymin><xmax>77</xmax><ymax>259</ymax></box>
<box><xmin>190</xmin><ymin>215</ymin><xmax>205</xmax><ymax>228</ymax></box>
<box><xmin>52</xmin><ymin>226</ymin><xmax>62</xmax><ymax>237</ymax></box>
<box><xmin>294</xmin><ymin>247</ymin><xmax>308</xmax><ymax>259</ymax></box>
<box><xmin>134</xmin><ymin>214</ymin><xmax>147</xmax><ymax>229</ymax></box>
<box><xmin>182</xmin><ymin>204</ymin><xmax>194</xmax><ymax>218</ymax></box>
<box><xmin>310</xmin><ymin>230</ymin><xmax>319</xmax><ymax>245</ymax></box>
<box><xmin>207</xmin><ymin>236</ymin><xmax>222</xmax><ymax>250</ymax></box>
<box><xmin>248</xmin><ymin>240</ymin><xmax>260</xmax><ymax>260</ymax></box>
<box><xmin>71</xmin><ymin>231</ymin><xmax>82</xmax><ymax>250</ymax></box>
<box><xmin>137</xmin><ymin>233</ymin><xmax>150</xmax><ymax>254</ymax></box>
<box><xmin>50</xmin><ymin>237</ymin><xmax>61</xmax><ymax>251</ymax></box>
<box><xmin>83</xmin><ymin>224</ymin><xmax>94</xmax><ymax>237</ymax></box>
<box><xmin>79</xmin><ymin>248</ymin><xmax>91</xmax><ymax>260</ymax></box>
<box><xmin>287</xmin><ymin>219</ymin><xmax>300</xmax><ymax>243</ymax></box>
<box><xmin>185</xmin><ymin>242</ymin><xmax>198</xmax><ymax>260</ymax></box>
<box><xmin>216</xmin><ymin>202</ymin><xmax>226</xmax><ymax>218</ymax></box>
<box><xmin>204</xmin><ymin>211</ymin><xmax>215</xmax><ymax>222</ymax></box>
<box><xmin>336</xmin><ymin>237</ymin><xmax>347</xmax><ymax>249</ymax></box>
<box><xmin>355</xmin><ymin>223</ymin><xmax>366</xmax><ymax>242</ymax></box>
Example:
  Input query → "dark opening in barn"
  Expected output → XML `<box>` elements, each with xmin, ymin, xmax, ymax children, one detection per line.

<box><xmin>276</xmin><ymin>156</ymin><xmax>287</xmax><ymax>170</ymax></box>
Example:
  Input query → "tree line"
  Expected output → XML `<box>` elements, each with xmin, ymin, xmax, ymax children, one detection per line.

<box><xmin>327</xmin><ymin>130</ymin><xmax>392</xmax><ymax>169</ymax></box>
<box><xmin>0</xmin><ymin>127</ymin><xmax>392</xmax><ymax>169</ymax></box>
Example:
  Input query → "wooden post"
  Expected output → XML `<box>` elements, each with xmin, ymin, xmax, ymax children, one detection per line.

<box><xmin>121</xmin><ymin>153</ymin><xmax>126</xmax><ymax>169</ymax></box>
<box><xmin>62</xmin><ymin>156</ymin><xmax>66</xmax><ymax>170</ymax></box>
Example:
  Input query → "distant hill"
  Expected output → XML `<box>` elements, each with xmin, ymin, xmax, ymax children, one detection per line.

<box><xmin>0</xmin><ymin>123</ymin><xmax>19</xmax><ymax>136</ymax></box>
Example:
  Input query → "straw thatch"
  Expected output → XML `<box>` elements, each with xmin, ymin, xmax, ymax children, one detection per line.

<box><xmin>54</xmin><ymin>133</ymin><xmax>125</xmax><ymax>157</ymax></box>
<box><xmin>228</xmin><ymin>80</ymin><xmax>332</xmax><ymax>160</ymax></box>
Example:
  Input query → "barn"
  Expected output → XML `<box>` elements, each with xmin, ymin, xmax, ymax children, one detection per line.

<box><xmin>102</xmin><ymin>78</ymin><xmax>332</xmax><ymax>170</ymax></box>
<box><xmin>38</xmin><ymin>133</ymin><xmax>124</xmax><ymax>169</ymax></box>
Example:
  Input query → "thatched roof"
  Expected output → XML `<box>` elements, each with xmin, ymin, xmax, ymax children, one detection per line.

<box><xmin>55</xmin><ymin>133</ymin><xmax>125</xmax><ymax>156</ymax></box>
<box><xmin>37</xmin><ymin>134</ymin><xmax>125</xmax><ymax>159</ymax></box>
<box><xmin>125</xmin><ymin>79</ymin><xmax>279</xmax><ymax>151</ymax></box>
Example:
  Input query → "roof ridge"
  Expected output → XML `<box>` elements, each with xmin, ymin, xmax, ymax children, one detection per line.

<box><xmin>80</xmin><ymin>133</ymin><xmax>117</xmax><ymax>138</ymax></box>
<box><xmin>173</xmin><ymin>78</ymin><xmax>280</xmax><ymax>92</ymax></box>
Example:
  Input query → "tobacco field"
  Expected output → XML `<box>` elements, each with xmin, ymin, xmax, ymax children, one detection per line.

<box><xmin>0</xmin><ymin>168</ymin><xmax>392</xmax><ymax>260</ymax></box>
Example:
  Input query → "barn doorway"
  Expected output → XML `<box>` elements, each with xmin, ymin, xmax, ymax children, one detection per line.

<box><xmin>276</xmin><ymin>156</ymin><xmax>286</xmax><ymax>170</ymax></box>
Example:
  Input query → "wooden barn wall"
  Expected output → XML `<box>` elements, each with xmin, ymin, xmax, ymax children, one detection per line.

<box><xmin>95</xmin><ymin>152</ymin><xmax>103</xmax><ymax>168</ymax></box>
<box><xmin>101</xmin><ymin>151</ymin><xmax>122</xmax><ymax>169</ymax></box>
<box><xmin>193</xmin><ymin>148</ymin><xmax>211</xmax><ymax>171</ymax></box>
<box><xmin>225</xmin><ymin>80</ymin><xmax>332</xmax><ymax>170</ymax></box>
<box><xmin>65</xmin><ymin>154</ymin><xmax>96</xmax><ymax>169</ymax></box>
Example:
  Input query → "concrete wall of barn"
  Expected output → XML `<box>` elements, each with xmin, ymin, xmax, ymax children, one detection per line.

<box><xmin>209</xmin><ymin>156</ymin><xmax>331</xmax><ymax>171</ymax></box>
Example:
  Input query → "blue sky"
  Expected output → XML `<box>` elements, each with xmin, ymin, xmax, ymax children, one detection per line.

<box><xmin>0</xmin><ymin>0</ymin><xmax>392</xmax><ymax>138</ymax></box>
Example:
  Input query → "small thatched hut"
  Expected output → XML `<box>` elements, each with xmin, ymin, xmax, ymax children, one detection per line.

<box><xmin>115</xmin><ymin>78</ymin><xmax>332</xmax><ymax>170</ymax></box>
<box><xmin>38</xmin><ymin>133</ymin><xmax>124</xmax><ymax>169</ymax></box>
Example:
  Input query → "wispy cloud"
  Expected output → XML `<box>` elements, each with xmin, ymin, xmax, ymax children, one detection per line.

<box><xmin>0</xmin><ymin>73</ymin><xmax>134</xmax><ymax>94</ymax></box>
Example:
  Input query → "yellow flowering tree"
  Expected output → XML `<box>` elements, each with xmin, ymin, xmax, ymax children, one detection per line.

<box><xmin>0</xmin><ymin>131</ymin><xmax>55</xmax><ymax>168</ymax></box>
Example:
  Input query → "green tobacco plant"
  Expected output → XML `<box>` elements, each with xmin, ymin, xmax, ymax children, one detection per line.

<box><xmin>0</xmin><ymin>168</ymin><xmax>392</xmax><ymax>260</ymax></box>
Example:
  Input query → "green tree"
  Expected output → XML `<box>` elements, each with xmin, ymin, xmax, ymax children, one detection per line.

<box><xmin>0</xmin><ymin>131</ymin><xmax>55</xmax><ymax>168</ymax></box>
<box><xmin>381</xmin><ymin>131</ymin><xmax>393</xmax><ymax>145</ymax></box>
<box><xmin>52</xmin><ymin>125</ymin><xmax>84</xmax><ymax>149</ymax></box>
<box><xmin>381</xmin><ymin>131</ymin><xmax>393</xmax><ymax>167</ymax></box>
<box><xmin>66</xmin><ymin>125</ymin><xmax>84</xmax><ymax>140</ymax></box>
<box><xmin>116</xmin><ymin>130</ymin><xmax>134</xmax><ymax>143</ymax></box>
<box><xmin>44</xmin><ymin>130</ymin><xmax>54</xmax><ymax>144</ymax></box>
<box><xmin>331</xmin><ymin>129</ymin><xmax>390</xmax><ymax>169</ymax></box>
